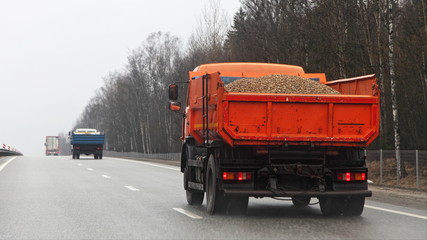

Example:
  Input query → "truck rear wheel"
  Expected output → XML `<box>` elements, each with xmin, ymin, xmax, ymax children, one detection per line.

<box><xmin>319</xmin><ymin>197</ymin><xmax>344</xmax><ymax>216</ymax></box>
<box><xmin>184</xmin><ymin>166</ymin><xmax>204</xmax><ymax>205</ymax></box>
<box><xmin>206</xmin><ymin>155</ymin><xmax>227</xmax><ymax>215</ymax></box>
<box><xmin>227</xmin><ymin>196</ymin><xmax>249</xmax><ymax>215</ymax></box>
<box><xmin>292</xmin><ymin>196</ymin><xmax>311</xmax><ymax>207</ymax></box>
<box><xmin>343</xmin><ymin>197</ymin><xmax>365</xmax><ymax>216</ymax></box>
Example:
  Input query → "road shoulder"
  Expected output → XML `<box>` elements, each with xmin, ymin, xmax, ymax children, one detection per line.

<box><xmin>369</xmin><ymin>185</ymin><xmax>427</xmax><ymax>211</ymax></box>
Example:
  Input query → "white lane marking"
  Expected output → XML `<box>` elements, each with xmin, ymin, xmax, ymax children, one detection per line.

<box><xmin>87</xmin><ymin>168</ymin><xmax>94</xmax><ymax>171</ymax></box>
<box><xmin>125</xmin><ymin>186</ymin><xmax>140</xmax><ymax>191</ymax></box>
<box><xmin>173</xmin><ymin>208</ymin><xmax>203</xmax><ymax>219</ymax></box>
<box><xmin>0</xmin><ymin>156</ymin><xmax>17</xmax><ymax>172</ymax></box>
<box><xmin>365</xmin><ymin>205</ymin><xmax>427</xmax><ymax>220</ymax></box>
<box><xmin>102</xmin><ymin>175</ymin><xmax>111</xmax><ymax>179</ymax></box>
<box><xmin>108</xmin><ymin>157</ymin><xmax>180</xmax><ymax>171</ymax></box>
<box><xmin>77</xmin><ymin>164</ymin><xmax>82</xmax><ymax>166</ymax></box>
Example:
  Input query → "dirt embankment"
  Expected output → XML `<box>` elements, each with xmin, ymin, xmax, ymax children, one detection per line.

<box><xmin>367</xmin><ymin>159</ymin><xmax>427</xmax><ymax>191</ymax></box>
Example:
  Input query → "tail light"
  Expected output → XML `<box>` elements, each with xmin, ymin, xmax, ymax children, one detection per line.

<box><xmin>222</xmin><ymin>172</ymin><xmax>252</xmax><ymax>181</ymax></box>
<box><xmin>336</xmin><ymin>172</ymin><xmax>366</xmax><ymax>182</ymax></box>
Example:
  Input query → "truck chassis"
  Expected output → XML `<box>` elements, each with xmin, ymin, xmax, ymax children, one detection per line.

<box><xmin>183</xmin><ymin>142</ymin><xmax>370</xmax><ymax>216</ymax></box>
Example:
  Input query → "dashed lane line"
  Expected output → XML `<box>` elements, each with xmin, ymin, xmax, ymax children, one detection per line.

<box><xmin>125</xmin><ymin>186</ymin><xmax>140</xmax><ymax>191</ymax></box>
<box><xmin>173</xmin><ymin>208</ymin><xmax>203</xmax><ymax>219</ymax></box>
<box><xmin>102</xmin><ymin>175</ymin><xmax>111</xmax><ymax>179</ymax></box>
<box><xmin>0</xmin><ymin>156</ymin><xmax>17</xmax><ymax>172</ymax></box>
<box><xmin>365</xmin><ymin>205</ymin><xmax>427</xmax><ymax>220</ymax></box>
<box><xmin>87</xmin><ymin>168</ymin><xmax>94</xmax><ymax>171</ymax></box>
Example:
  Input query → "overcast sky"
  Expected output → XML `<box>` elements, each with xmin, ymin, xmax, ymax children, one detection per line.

<box><xmin>0</xmin><ymin>0</ymin><xmax>241</xmax><ymax>156</ymax></box>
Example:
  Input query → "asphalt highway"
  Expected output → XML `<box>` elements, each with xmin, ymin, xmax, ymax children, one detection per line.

<box><xmin>0</xmin><ymin>156</ymin><xmax>426</xmax><ymax>239</ymax></box>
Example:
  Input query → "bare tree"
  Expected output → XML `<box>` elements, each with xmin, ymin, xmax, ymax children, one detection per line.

<box><xmin>188</xmin><ymin>0</ymin><xmax>232</xmax><ymax>63</ymax></box>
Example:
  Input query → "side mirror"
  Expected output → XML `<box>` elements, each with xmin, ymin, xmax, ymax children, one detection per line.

<box><xmin>169</xmin><ymin>102</ymin><xmax>181</xmax><ymax>112</ymax></box>
<box><xmin>169</xmin><ymin>84</ymin><xmax>178</xmax><ymax>101</ymax></box>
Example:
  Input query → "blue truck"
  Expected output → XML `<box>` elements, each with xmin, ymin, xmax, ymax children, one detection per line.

<box><xmin>69</xmin><ymin>129</ymin><xmax>105</xmax><ymax>159</ymax></box>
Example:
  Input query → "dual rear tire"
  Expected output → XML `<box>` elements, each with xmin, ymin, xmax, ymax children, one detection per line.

<box><xmin>319</xmin><ymin>197</ymin><xmax>365</xmax><ymax>216</ymax></box>
<box><xmin>292</xmin><ymin>196</ymin><xmax>311</xmax><ymax>207</ymax></box>
<box><xmin>184</xmin><ymin>166</ymin><xmax>204</xmax><ymax>205</ymax></box>
<box><xmin>206</xmin><ymin>155</ymin><xmax>248</xmax><ymax>215</ymax></box>
<box><xmin>184</xmin><ymin>145</ymin><xmax>204</xmax><ymax>206</ymax></box>
<box><xmin>184</xmin><ymin>150</ymin><xmax>248</xmax><ymax>215</ymax></box>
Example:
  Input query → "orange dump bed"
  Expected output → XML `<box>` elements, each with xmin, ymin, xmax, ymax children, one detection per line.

<box><xmin>185</xmin><ymin>64</ymin><xmax>379</xmax><ymax>148</ymax></box>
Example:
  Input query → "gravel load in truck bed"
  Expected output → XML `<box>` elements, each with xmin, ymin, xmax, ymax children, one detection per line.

<box><xmin>224</xmin><ymin>74</ymin><xmax>341</xmax><ymax>95</ymax></box>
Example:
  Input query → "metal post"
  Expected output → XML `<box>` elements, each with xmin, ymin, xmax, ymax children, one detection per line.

<box><xmin>380</xmin><ymin>149</ymin><xmax>383</xmax><ymax>184</ymax></box>
<box><xmin>416</xmin><ymin>150</ymin><xmax>419</xmax><ymax>189</ymax></box>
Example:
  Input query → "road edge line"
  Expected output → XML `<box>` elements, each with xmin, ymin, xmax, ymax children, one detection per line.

<box><xmin>125</xmin><ymin>185</ymin><xmax>140</xmax><ymax>191</ymax></box>
<box><xmin>173</xmin><ymin>208</ymin><xmax>203</xmax><ymax>219</ymax></box>
<box><xmin>365</xmin><ymin>204</ymin><xmax>427</xmax><ymax>220</ymax></box>
<box><xmin>0</xmin><ymin>156</ymin><xmax>17</xmax><ymax>172</ymax></box>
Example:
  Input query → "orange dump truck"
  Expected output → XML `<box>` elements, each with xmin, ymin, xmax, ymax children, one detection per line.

<box><xmin>168</xmin><ymin>62</ymin><xmax>379</xmax><ymax>216</ymax></box>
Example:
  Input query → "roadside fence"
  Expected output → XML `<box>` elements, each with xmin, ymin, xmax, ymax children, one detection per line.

<box><xmin>365</xmin><ymin>150</ymin><xmax>427</xmax><ymax>190</ymax></box>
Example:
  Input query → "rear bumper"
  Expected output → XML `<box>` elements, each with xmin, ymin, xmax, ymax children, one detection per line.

<box><xmin>223</xmin><ymin>189</ymin><xmax>372</xmax><ymax>198</ymax></box>
<box><xmin>73</xmin><ymin>150</ymin><xmax>102</xmax><ymax>155</ymax></box>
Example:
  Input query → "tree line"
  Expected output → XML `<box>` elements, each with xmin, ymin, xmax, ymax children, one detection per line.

<box><xmin>73</xmin><ymin>0</ymin><xmax>427</xmax><ymax>153</ymax></box>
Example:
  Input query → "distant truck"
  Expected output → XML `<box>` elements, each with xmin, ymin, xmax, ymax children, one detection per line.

<box><xmin>45</xmin><ymin>136</ymin><xmax>60</xmax><ymax>156</ymax></box>
<box><xmin>69</xmin><ymin>128</ymin><xmax>105</xmax><ymax>159</ymax></box>
<box><xmin>168</xmin><ymin>62</ymin><xmax>380</xmax><ymax>216</ymax></box>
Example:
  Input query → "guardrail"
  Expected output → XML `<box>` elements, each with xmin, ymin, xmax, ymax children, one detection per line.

<box><xmin>0</xmin><ymin>144</ymin><xmax>23</xmax><ymax>156</ymax></box>
<box><xmin>104</xmin><ymin>151</ymin><xmax>180</xmax><ymax>161</ymax></box>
